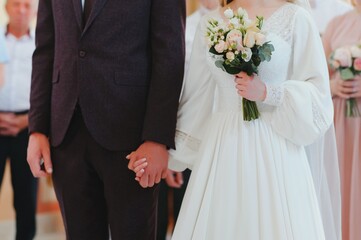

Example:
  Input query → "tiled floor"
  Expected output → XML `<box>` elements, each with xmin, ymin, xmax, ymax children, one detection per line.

<box><xmin>0</xmin><ymin>214</ymin><xmax>172</xmax><ymax>240</ymax></box>
<box><xmin>0</xmin><ymin>213</ymin><xmax>65</xmax><ymax>240</ymax></box>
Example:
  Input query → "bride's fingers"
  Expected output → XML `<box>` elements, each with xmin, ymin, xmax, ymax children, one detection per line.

<box><xmin>235</xmin><ymin>72</ymin><xmax>253</xmax><ymax>81</ymax></box>
<box><xmin>235</xmin><ymin>72</ymin><xmax>248</xmax><ymax>78</ymax></box>
<box><xmin>127</xmin><ymin>152</ymin><xmax>137</xmax><ymax>170</ymax></box>
<box><xmin>133</xmin><ymin>158</ymin><xmax>147</xmax><ymax>168</ymax></box>
<box><xmin>235</xmin><ymin>84</ymin><xmax>246</xmax><ymax>91</ymax></box>
<box><xmin>136</xmin><ymin>168</ymin><xmax>146</xmax><ymax>178</ymax></box>
<box><xmin>134</xmin><ymin>162</ymin><xmax>147</xmax><ymax>173</ymax></box>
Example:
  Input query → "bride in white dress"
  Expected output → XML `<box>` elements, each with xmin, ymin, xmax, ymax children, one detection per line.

<box><xmin>132</xmin><ymin>0</ymin><xmax>341</xmax><ymax>239</ymax></box>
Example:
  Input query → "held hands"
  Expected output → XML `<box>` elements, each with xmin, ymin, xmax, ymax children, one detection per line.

<box><xmin>0</xmin><ymin>113</ymin><xmax>28</xmax><ymax>136</ymax></box>
<box><xmin>27</xmin><ymin>132</ymin><xmax>53</xmax><ymax>177</ymax></box>
<box><xmin>127</xmin><ymin>141</ymin><xmax>168</xmax><ymax>188</ymax></box>
<box><xmin>330</xmin><ymin>75</ymin><xmax>361</xmax><ymax>99</ymax></box>
<box><xmin>132</xmin><ymin>165</ymin><xmax>184</xmax><ymax>188</ymax></box>
<box><xmin>234</xmin><ymin>72</ymin><xmax>266</xmax><ymax>101</ymax></box>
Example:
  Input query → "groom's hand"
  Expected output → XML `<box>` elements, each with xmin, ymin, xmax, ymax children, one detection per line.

<box><xmin>128</xmin><ymin>141</ymin><xmax>168</xmax><ymax>188</ymax></box>
<box><xmin>27</xmin><ymin>132</ymin><xmax>53</xmax><ymax>177</ymax></box>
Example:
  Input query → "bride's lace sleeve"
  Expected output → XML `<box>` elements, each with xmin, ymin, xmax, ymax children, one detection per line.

<box><xmin>262</xmin><ymin>8</ymin><xmax>334</xmax><ymax>146</ymax></box>
<box><xmin>168</xmin><ymin>17</ymin><xmax>216</xmax><ymax>171</ymax></box>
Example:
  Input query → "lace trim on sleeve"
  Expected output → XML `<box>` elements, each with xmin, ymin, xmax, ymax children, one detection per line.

<box><xmin>263</xmin><ymin>83</ymin><xmax>284</xmax><ymax>106</ymax></box>
<box><xmin>312</xmin><ymin>101</ymin><xmax>328</xmax><ymax>132</ymax></box>
<box><xmin>175</xmin><ymin>130</ymin><xmax>201</xmax><ymax>151</ymax></box>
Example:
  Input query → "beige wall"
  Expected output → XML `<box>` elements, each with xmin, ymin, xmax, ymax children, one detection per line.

<box><xmin>187</xmin><ymin>0</ymin><xmax>199</xmax><ymax>15</ymax></box>
<box><xmin>0</xmin><ymin>0</ymin><xmax>199</xmax><ymax>25</ymax></box>
<box><xmin>0</xmin><ymin>0</ymin><xmax>8</xmax><ymax>25</ymax></box>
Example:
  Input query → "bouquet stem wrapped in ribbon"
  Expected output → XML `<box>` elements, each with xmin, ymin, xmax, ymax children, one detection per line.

<box><xmin>329</xmin><ymin>43</ymin><xmax>361</xmax><ymax>117</ymax></box>
<box><xmin>207</xmin><ymin>7</ymin><xmax>274</xmax><ymax>121</ymax></box>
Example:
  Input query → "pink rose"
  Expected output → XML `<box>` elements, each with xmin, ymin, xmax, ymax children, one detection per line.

<box><xmin>354</xmin><ymin>58</ymin><xmax>361</xmax><ymax>71</ymax></box>
<box><xmin>226</xmin><ymin>30</ymin><xmax>243</xmax><ymax>51</ymax></box>
<box><xmin>215</xmin><ymin>40</ymin><xmax>226</xmax><ymax>53</ymax></box>
<box><xmin>333</xmin><ymin>47</ymin><xmax>352</xmax><ymax>67</ymax></box>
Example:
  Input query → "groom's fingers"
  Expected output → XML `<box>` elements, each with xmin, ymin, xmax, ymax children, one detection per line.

<box><xmin>154</xmin><ymin>173</ymin><xmax>161</xmax><ymax>184</ymax></box>
<box><xmin>161</xmin><ymin>169</ymin><xmax>167</xmax><ymax>179</ymax></box>
<box><xmin>175</xmin><ymin>172</ymin><xmax>184</xmax><ymax>185</ymax></box>
<box><xmin>139</xmin><ymin>174</ymin><xmax>149</xmax><ymax>188</ymax></box>
<box><xmin>148</xmin><ymin>173</ymin><xmax>155</xmax><ymax>188</ymax></box>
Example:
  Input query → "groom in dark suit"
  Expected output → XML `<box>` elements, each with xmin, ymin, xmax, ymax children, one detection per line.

<box><xmin>27</xmin><ymin>0</ymin><xmax>185</xmax><ymax>239</ymax></box>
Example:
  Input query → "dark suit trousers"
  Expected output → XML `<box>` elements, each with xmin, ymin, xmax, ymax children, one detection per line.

<box><xmin>0</xmin><ymin>128</ymin><xmax>38</xmax><ymax>240</ymax></box>
<box><xmin>51</xmin><ymin>109</ymin><xmax>159</xmax><ymax>240</ymax></box>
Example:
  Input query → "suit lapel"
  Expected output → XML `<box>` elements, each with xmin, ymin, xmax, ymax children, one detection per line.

<box><xmin>72</xmin><ymin>0</ymin><xmax>83</xmax><ymax>31</ymax></box>
<box><xmin>82</xmin><ymin>0</ymin><xmax>109</xmax><ymax>34</ymax></box>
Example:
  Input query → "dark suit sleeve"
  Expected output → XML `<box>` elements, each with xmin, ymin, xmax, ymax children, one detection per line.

<box><xmin>141</xmin><ymin>0</ymin><xmax>186</xmax><ymax>149</ymax></box>
<box><xmin>28</xmin><ymin>0</ymin><xmax>55</xmax><ymax>136</ymax></box>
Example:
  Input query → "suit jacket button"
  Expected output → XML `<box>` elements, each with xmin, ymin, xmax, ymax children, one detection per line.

<box><xmin>79</xmin><ymin>50</ymin><xmax>86</xmax><ymax>58</ymax></box>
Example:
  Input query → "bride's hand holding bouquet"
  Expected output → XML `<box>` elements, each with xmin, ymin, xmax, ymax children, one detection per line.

<box><xmin>207</xmin><ymin>7</ymin><xmax>274</xmax><ymax>121</ymax></box>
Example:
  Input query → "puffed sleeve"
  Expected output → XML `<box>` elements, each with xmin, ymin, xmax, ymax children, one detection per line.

<box><xmin>168</xmin><ymin>16</ymin><xmax>216</xmax><ymax>171</ymax></box>
<box><xmin>261</xmin><ymin>8</ymin><xmax>333</xmax><ymax>146</ymax></box>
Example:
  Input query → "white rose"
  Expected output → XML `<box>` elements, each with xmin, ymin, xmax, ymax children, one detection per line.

<box><xmin>255</xmin><ymin>33</ymin><xmax>266</xmax><ymax>46</ymax></box>
<box><xmin>350</xmin><ymin>45</ymin><xmax>361</xmax><ymax>58</ymax></box>
<box><xmin>215</xmin><ymin>40</ymin><xmax>227</xmax><ymax>53</ymax></box>
<box><xmin>245</xmin><ymin>20</ymin><xmax>260</xmax><ymax>33</ymax></box>
<box><xmin>226</xmin><ymin>51</ymin><xmax>235</xmax><ymax>61</ymax></box>
<box><xmin>241</xmin><ymin>48</ymin><xmax>252</xmax><ymax>62</ymax></box>
<box><xmin>224</xmin><ymin>8</ymin><xmax>234</xmax><ymax>19</ymax></box>
<box><xmin>243</xmin><ymin>31</ymin><xmax>256</xmax><ymax>48</ymax></box>
<box><xmin>333</xmin><ymin>47</ymin><xmax>352</xmax><ymax>67</ymax></box>
<box><xmin>230</xmin><ymin>17</ymin><xmax>240</xmax><ymax>27</ymax></box>
<box><xmin>237</xmin><ymin>7</ymin><xmax>247</xmax><ymax>18</ymax></box>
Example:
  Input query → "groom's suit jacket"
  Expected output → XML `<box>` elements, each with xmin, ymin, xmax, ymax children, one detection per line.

<box><xmin>29</xmin><ymin>0</ymin><xmax>185</xmax><ymax>151</ymax></box>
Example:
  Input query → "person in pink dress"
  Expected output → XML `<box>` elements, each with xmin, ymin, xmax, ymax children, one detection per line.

<box><xmin>323</xmin><ymin>1</ymin><xmax>361</xmax><ymax>239</ymax></box>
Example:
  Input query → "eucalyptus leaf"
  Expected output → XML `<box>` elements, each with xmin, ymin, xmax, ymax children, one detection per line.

<box><xmin>340</xmin><ymin>68</ymin><xmax>355</xmax><ymax>80</ymax></box>
<box><xmin>215</xmin><ymin>60</ymin><xmax>225</xmax><ymax>69</ymax></box>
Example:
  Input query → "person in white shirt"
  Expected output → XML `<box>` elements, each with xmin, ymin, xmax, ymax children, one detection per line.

<box><xmin>309</xmin><ymin>0</ymin><xmax>352</xmax><ymax>34</ymax></box>
<box><xmin>0</xmin><ymin>0</ymin><xmax>37</xmax><ymax>239</ymax></box>
<box><xmin>156</xmin><ymin>1</ymin><xmax>219</xmax><ymax>239</ymax></box>
<box><xmin>0</xmin><ymin>34</ymin><xmax>7</xmax><ymax>88</ymax></box>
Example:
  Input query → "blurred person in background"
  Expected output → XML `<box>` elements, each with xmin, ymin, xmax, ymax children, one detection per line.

<box><xmin>0</xmin><ymin>0</ymin><xmax>37</xmax><ymax>239</ymax></box>
<box><xmin>0</xmin><ymin>33</ymin><xmax>7</xmax><ymax>88</ymax></box>
<box><xmin>157</xmin><ymin>0</ymin><xmax>219</xmax><ymax>239</ymax></box>
<box><xmin>309</xmin><ymin>0</ymin><xmax>352</xmax><ymax>34</ymax></box>
<box><xmin>323</xmin><ymin>0</ymin><xmax>361</xmax><ymax>239</ymax></box>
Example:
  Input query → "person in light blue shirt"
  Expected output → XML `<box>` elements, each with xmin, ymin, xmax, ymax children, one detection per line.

<box><xmin>0</xmin><ymin>33</ymin><xmax>7</xmax><ymax>62</ymax></box>
<box><xmin>0</xmin><ymin>33</ymin><xmax>7</xmax><ymax>87</ymax></box>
